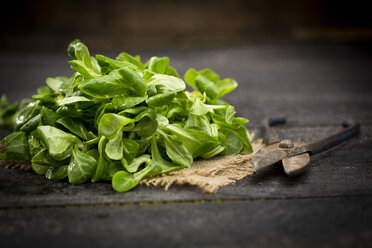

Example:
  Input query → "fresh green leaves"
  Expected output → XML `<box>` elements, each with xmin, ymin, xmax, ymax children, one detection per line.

<box><xmin>216</xmin><ymin>78</ymin><xmax>238</xmax><ymax>98</ymax></box>
<box><xmin>123</xmin><ymin>154</ymin><xmax>151</xmax><ymax>173</ymax></box>
<box><xmin>149</xmin><ymin>137</ymin><xmax>183</xmax><ymax>175</ymax></box>
<box><xmin>132</xmin><ymin>109</ymin><xmax>158</xmax><ymax>137</ymax></box>
<box><xmin>195</xmin><ymin>75</ymin><xmax>220</xmax><ymax>100</ymax></box>
<box><xmin>80</xmin><ymin>68</ymin><xmax>147</xmax><ymax>99</ymax></box>
<box><xmin>0</xmin><ymin>39</ymin><xmax>252</xmax><ymax>193</ymax></box>
<box><xmin>147</xmin><ymin>74</ymin><xmax>185</xmax><ymax>93</ymax></box>
<box><xmin>67</xmin><ymin>39</ymin><xmax>82</xmax><ymax>59</ymax></box>
<box><xmin>184</xmin><ymin>68</ymin><xmax>238</xmax><ymax>100</ymax></box>
<box><xmin>46</xmin><ymin>77</ymin><xmax>65</xmax><ymax>93</ymax></box>
<box><xmin>68</xmin><ymin>40</ymin><xmax>101</xmax><ymax>78</ymax></box>
<box><xmin>0</xmin><ymin>95</ymin><xmax>19</xmax><ymax>129</ymax></box>
<box><xmin>96</xmin><ymin>55</ymin><xmax>136</xmax><ymax>74</ymax></box>
<box><xmin>163</xmin><ymin>124</ymin><xmax>221</xmax><ymax>158</ymax></box>
<box><xmin>0</xmin><ymin>131</ymin><xmax>30</xmax><ymax>160</ymax></box>
<box><xmin>68</xmin><ymin>147</ymin><xmax>97</xmax><ymax>184</ymax></box>
<box><xmin>98</xmin><ymin>113</ymin><xmax>133</xmax><ymax>139</ymax></box>
<box><xmin>105</xmin><ymin>133</ymin><xmax>123</xmax><ymax>160</ymax></box>
<box><xmin>46</xmin><ymin>165</ymin><xmax>68</xmax><ymax>180</ymax></box>
<box><xmin>116</xmin><ymin>52</ymin><xmax>145</xmax><ymax>71</ymax></box>
<box><xmin>37</xmin><ymin>126</ymin><xmax>82</xmax><ymax>160</ymax></box>
<box><xmin>56</xmin><ymin>117</ymin><xmax>96</xmax><ymax>140</ymax></box>
<box><xmin>112</xmin><ymin>165</ymin><xmax>152</xmax><ymax>192</ymax></box>
<box><xmin>57</xmin><ymin>96</ymin><xmax>93</xmax><ymax>106</ymax></box>
<box><xmin>113</xmin><ymin>96</ymin><xmax>147</xmax><ymax>110</ymax></box>
<box><xmin>158</xmin><ymin>130</ymin><xmax>192</xmax><ymax>168</ymax></box>
<box><xmin>14</xmin><ymin>102</ymin><xmax>41</xmax><ymax>131</ymax></box>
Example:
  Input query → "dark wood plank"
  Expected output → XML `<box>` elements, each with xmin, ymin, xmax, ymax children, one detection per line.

<box><xmin>0</xmin><ymin>44</ymin><xmax>371</xmax><ymax>248</ymax></box>
<box><xmin>1</xmin><ymin>125</ymin><xmax>371</xmax><ymax>207</ymax></box>
<box><xmin>0</xmin><ymin>196</ymin><xmax>371</xmax><ymax>248</ymax></box>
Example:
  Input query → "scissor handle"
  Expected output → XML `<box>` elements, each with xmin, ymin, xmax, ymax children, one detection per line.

<box><xmin>262</xmin><ymin>116</ymin><xmax>286</xmax><ymax>145</ymax></box>
<box><xmin>306</xmin><ymin>120</ymin><xmax>360</xmax><ymax>155</ymax></box>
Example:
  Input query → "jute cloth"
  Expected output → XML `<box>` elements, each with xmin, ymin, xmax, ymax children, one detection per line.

<box><xmin>141</xmin><ymin>138</ymin><xmax>264</xmax><ymax>193</ymax></box>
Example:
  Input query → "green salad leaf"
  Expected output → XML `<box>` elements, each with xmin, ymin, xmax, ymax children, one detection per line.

<box><xmin>0</xmin><ymin>39</ymin><xmax>252</xmax><ymax>192</ymax></box>
<box><xmin>0</xmin><ymin>95</ymin><xmax>20</xmax><ymax>129</ymax></box>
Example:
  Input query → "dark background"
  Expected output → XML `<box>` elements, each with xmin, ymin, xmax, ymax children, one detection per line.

<box><xmin>1</xmin><ymin>1</ymin><xmax>372</xmax><ymax>247</ymax></box>
<box><xmin>1</xmin><ymin>0</ymin><xmax>372</xmax><ymax>52</ymax></box>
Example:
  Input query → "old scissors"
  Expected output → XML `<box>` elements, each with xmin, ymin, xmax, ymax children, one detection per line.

<box><xmin>252</xmin><ymin>117</ymin><xmax>360</xmax><ymax>176</ymax></box>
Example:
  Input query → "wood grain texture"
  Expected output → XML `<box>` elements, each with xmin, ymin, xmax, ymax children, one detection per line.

<box><xmin>0</xmin><ymin>43</ymin><xmax>371</xmax><ymax>247</ymax></box>
<box><xmin>0</xmin><ymin>197</ymin><xmax>371</xmax><ymax>248</ymax></box>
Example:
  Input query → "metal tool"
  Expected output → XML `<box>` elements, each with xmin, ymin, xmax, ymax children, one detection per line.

<box><xmin>252</xmin><ymin>117</ymin><xmax>360</xmax><ymax>176</ymax></box>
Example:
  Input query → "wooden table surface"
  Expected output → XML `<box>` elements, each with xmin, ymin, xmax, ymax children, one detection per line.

<box><xmin>0</xmin><ymin>43</ymin><xmax>371</xmax><ymax>247</ymax></box>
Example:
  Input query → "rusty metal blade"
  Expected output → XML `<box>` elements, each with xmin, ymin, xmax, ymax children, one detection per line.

<box><xmin>282</xmin><ymin>153</ymin><xmax>310</xmax><ymax>177</ymax></box>
<box><xmin>252</xmin><ymin>143</ymin><xmax>287</xmax><ymax>171</ymax></box>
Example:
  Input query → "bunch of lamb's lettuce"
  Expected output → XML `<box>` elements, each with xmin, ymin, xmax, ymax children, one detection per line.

<box><xmin>0</xmin><ymin>40</ymin><xmax>252</xmax><ymax>192</ymax></box>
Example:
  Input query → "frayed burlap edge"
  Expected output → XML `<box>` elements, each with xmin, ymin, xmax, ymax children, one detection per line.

<box><xmin>140</xmin><ymin>138</ymin><xmax>265</xmax><ymax>193</ymax></box>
